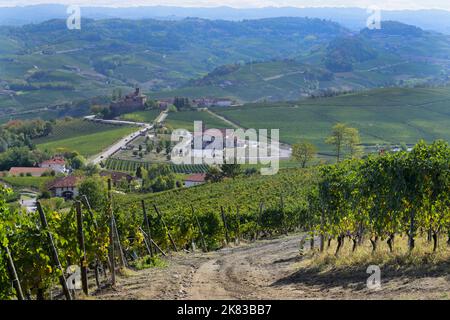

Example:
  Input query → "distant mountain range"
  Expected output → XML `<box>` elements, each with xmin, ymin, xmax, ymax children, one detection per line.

<box><xmin>2</xmin><ymin>5</ymin><xmax>450</xmax><ymax>34</ymax></box>
<box><xmin>1</xmin><ymin>16</ymin><xmax>450</xmax><ymax>118</ymax></box>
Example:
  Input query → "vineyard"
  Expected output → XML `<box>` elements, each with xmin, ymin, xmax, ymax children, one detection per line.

<box><xmin>34</xmin><ymin>120</ymin><xmax>136</xmax><ymax>157</ymax></box>
<box><xmin>0</xmin><ymin>140</ymin><xmax>449</xmax><ymax>300</ymax></box>
<box><xmin>104</xmin><ymin>158</ymin><xmax>210</xmax><ymax>174</ymax></box>
<box><xmin>309</xmin><ymin>140</ymin><xmax>450</xmax><ymax>254</ymax></box>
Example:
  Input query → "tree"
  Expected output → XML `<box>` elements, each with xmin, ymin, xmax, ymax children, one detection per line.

<box><xmin>325</xmin><ymin>123</ymin><xmax>362</xmax><ymax>162</ymax></box>
<box><xmin>205</xmin><ymin>166</ymin><xmax>223</xmax><ymax>183</ymax></box>
<box><xmin>325</xmin><ymin>123</ymin><xmax>347</xmax><ymax>162</ymax></box>
<box><xmin>165</xmin><ymin>140</ymin><xmax>172</xmax><ymax>155</ymax></box>
<box><xmin>345</xmin><ymin>127</ymin><xmax>363</xmax><ymax>159</ymax></box>
<box><xmin>144</xmin><ymin>99</ymin><xmax>157</xmax><ymax>110</ymax></box>
<box><xmin>142</xmin><ymin>164</ymin><xmax>176</xmax><ymax>192</ymax></box>
<box><xmin>136</xmin><ymin>166</ymin><xmax>144</xmax><ymax>179</ymax></box>
<box><xmin>0</xmin><ymin>147</ymin><xmax>49</xmax><ymax>171</ymax></box>
<box><xmin>84</xmin><ymin>163</ymin><xmax>100</xmax><ymax>176</ymax></box>
<box><xmin>220</xmin><ymin>162</ymin><xmax>241</xmax><ymax>179</ymax></box>
<box><xmin>78</xmin><ymin>176</ymin><xmax>107</xmax><ymax>211</ymax></box>
<box><xmin>70</xmin><ymin>155</ymin><xmax>86</xmax><ymax>170</ymax></box>
<box><xmin>292</xmin><ymin>141</ymin><xmax>317</xmax><ymax>168</ymax></box>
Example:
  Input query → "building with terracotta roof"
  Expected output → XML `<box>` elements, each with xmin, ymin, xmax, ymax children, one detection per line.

<box><xmin>48</xmin><ymin>175</ymin><xmax>81</xmax><ymax>200</ymax></box>
<box><xmin>40</xmin><ymin>157</ymin><xmax>67</xmax><ymax>174</ymax></box>
<box><xmin>184</xmin><ymin>173</ymin><xmax>206</xmax><ymax>187</ymax></box>
<box><xmin>9</xmin><ymin>167</ymin><xmax>50</xmax><ymax>177</ymax></box>
<box><xmin>100</xmin><ymin>171</ymin><xmax>133</xmax><ymax>186</ymax></box>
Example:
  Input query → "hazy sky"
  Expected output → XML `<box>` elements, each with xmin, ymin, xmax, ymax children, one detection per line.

<box><xmin>1</xmin><ymin>1</ymin><xmax>450</xmax><ymax>11</ymax></box>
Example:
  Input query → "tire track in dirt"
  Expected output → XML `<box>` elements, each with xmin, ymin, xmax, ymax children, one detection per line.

<box><xmin>185</xmin><ymin>235</ymin><xmax>307</xmax><ymax>300</ymax></box>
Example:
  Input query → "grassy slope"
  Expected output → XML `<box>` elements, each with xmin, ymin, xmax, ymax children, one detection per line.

<box><xmin>213</xmin><ymin>87</ymin><xmax>450</xmax><ymax>154</ymax></box>
<box><xmin>164</xmin><ymin>110</ymin><xmax>230</xmax><ymax>131</ymax></box>
<box><xmin>34</xmin><ymin>119</ymin><xmax>136</xmax><ymax>157</ymax></box>
<box><xmin>0</xmin><ymin>176</ymin><xmax>54</xmax><ymax>189</ymax></box>
<box><xmin>119</xmin><ymin>109</ymin><xmax>161</xmax><ymax>123</ymax></box>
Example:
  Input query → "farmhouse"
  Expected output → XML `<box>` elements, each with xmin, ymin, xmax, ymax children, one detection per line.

<box><xmin>48</xmin><ymin>175</ymin><xmax>81</xmax><ymax>200</ymax></box>
<box><xmin>40</xmin><ymin>157</ymin><xmax>67</xmax><ymax>174</ymax></box>
<box><xmin>184</xmin><ymin>173</ymin><xmax>206</xmax><ymax>187</ymax></box>
<box><xmin>9</xmin><ymin>167</ymin><xmax>50</xmax><ymax>177</ymax></box>
<box><xmin>100</xmin><ymin>170</ymin><xmax>133</xmax><ymax>186</ymax></box>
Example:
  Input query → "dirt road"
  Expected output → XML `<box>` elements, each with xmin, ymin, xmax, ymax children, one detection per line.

<box><xmin>96</xmin><ymin>234</ymin><xmax>305</xmax><ymax>300</ymax></box>
<box><xmin>95</xmin><ymin>234</ymin><xmax>450</xmax><ymax>300</ymax></box>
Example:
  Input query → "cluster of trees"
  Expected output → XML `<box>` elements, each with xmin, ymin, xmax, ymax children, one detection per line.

<box><xmin>306</xmin><ymin>140</ymin><xmax>450</xmax><ymax>254</ymax></box>
<box><xmin>291</xmin><ymin>123</ymin><xmax>362</xmax><ymax>168</ymax></box>
<box><xmin>0</xmin><ymin>119</ymin><xmax>56</xmax><ymax>170</ymax></box>
<box><xmin>0</xmin><ymin>119</ymin><xmax>54</xmax><ymax>152</ymax></box>
<box><xmin>173</xmin><ymin>97</ymin><xmax>191</xmax><ymax>111</ymax></box>
<box><xmin>132</xmin><ymin>138</ymin><xmax>172</xmax><ymax>160</ymax></box>
<box><xmin>205</xmin><ymin>163</ymin><xmax>244</xmax><ymax>182</ymax></box>
<box><xmin>136</xmin><ymin>164</ymin><xmax>179</xmax><ymax>192</ymax></box>
<box><xmin>0</xmin><ymin>147</ymin><xmax>51</xmax><ymax>171</ymax></box>
<box><xmin>3</xmin><ymin>119</ymin><xmax>53</xmax><ymax>140</ymax></box>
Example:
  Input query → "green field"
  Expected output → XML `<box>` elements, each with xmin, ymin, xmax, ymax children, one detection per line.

<box><xmin>34</xmin><ymin>119</ymin><xmax>136</xmax><ymax>157</ymax></box>
<box><xmin>105</xmin><ymin>158</ymin><xmax>209</xmax><ymax>174</ymax></box>
<box><xmin>165</xmin><ymin>110</ymin><xmax>230</xmax><ymax>131</ymax></box>
<box><xmin>119</xmin><ymin>109</ymin><xmax>161</xmax><ymax>123</ymax></box>
<box><xmin>0</xmin><ymin>176</ymin><xmax>54</xmax><ymax>189</ymax></box>
<box><xmin>212</xmin><ymin>87</ymin><xmax>450</xmax><ymax>154</ymax></box>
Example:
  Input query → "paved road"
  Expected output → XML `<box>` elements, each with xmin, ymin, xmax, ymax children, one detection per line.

<box><xmin>86</xmin><ymin>111</ymin><xmax>168</xmax><ymax>165</ymax></box>
<box><xmin>19</xmin><ymin>192</ymin><xmax>38</xmax><ymax>213</ymax></box>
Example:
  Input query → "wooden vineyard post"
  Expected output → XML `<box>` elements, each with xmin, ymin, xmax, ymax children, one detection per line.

<box><xmin>140</xmin><ymin>227</ymin><xmax>153</xmax><ymax>256</ymax></box>
<box><xmin>2</xmin><ymin>244</ymin><xmax>24</xmax><ymax>300</ymax></box>
<box><xmin>81</xmin><ymin>195</ymin><xmax>102</xmax><ymax>289</ymax></box>
<box><xmin>36</xmin><ymin>202</ymin><xmax>72</xmax><ymax>300</ymax></box>
<box><xmin>319</xmin><ymin>210</ymin><xmax>325</xmax><ymax>252</ymax></box>
<box><xmin>191</xmin><ymin>205</ymin><xmax>207</xmax><ymax>252</ymax></box>
<box><xmin>141</xmin><ymin>200</ymin><xmax>154</xmax><ymax>257</ymax></box>
<box><xmin>220</xmin><ymin>206</ymin><xmax>230</xmax><ymax>245</ymax></box>
<box><xmin>236</xmin><ymin>206</ymin><xmax>241</xmax><ymax>245</ymax></box>
<box><xmin>153</xmin><ymin>205</ymin><xmax>178</xmax><ymax>252</ymax></box>
<box><xmin>107</xmin><ymin>179</ymin><xmax>116</xmax><ymax>285</ymax></box>
<box><xmin>75</xmin><ymin>201</ymin><xmax>88</xmax><ymax>295</ymax></box>
<box><xmin>81</xmin><ymin>195</ymin><xmax>98</xmax><ymax>229</ymax></box>
<box><xmin>257</xmin><ymin>202</ymin><xmax>264</xmax><ymax>240</ymax></box>
<box><xmin>112</xmin><ymin>215</ymin><xmax>127</xmax><ymax>268</ymax></box>
<box><xmin>139</xmin><ymin>227</ymin><xmax>167</xmax><ymax>257</ymax></box>
<box><xmin>280</xmin><ymin>194</ymin><xmax>288</xmax><ymax>235</ymax></box>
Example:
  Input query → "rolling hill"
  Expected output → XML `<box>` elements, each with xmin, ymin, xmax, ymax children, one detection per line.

<box><xmin>210</xmin><ymin>87</ymin><xmax>450</xmax><ymax>155</ymax></box>
<box><xmin>156</xmin><ymin>21</ymin><xmax>450</xmax><ymax>102</ymax></box>
<box><xmin>0</xmin><ymin>17</ymin><xmax>348</xmax><ymax>118</ymax></box>
<box><xmin>1</xmin><ymin>17</ymin><xmax>450</xmax><ymax>119</ymax></box>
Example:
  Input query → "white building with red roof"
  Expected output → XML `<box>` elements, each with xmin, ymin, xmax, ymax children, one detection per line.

<box><xmin>184</xmin><ymin>173</ymin><xmax>206</xmax><ymax>187</ymax></box>
<box><xmin>40</xmin><ymin>157</ymin><xmax>67</xmax><ymax>174</ymax></box>
<box><xmin>48</xmin><ymin>175</ymin><xmax>81</xmax><ymax>200</ymax></box>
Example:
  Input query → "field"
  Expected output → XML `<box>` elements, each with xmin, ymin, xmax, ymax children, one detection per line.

<box><xmin>212</xmin><ymin>87</ymin><xmax>450</xmax><ymax>154</ymax></box>
<box><xmin>34</xmin><ymin>119</ymin><xmax>137</xmax><ymax>157</ymax></box>
<box><xmin>0</xmin><ymin>176</ymin><xmax>54</xmax><ymax>189</ymax></box>
<box><xmin>119</xmin><ymin>110</ymin><xmax>161</xmax><ymax>123</ymax></box>
<box><xmin>164</xmin><ymin>110</ymin><xmax>230</xmax><ymax>131</ymax></box>
<box><xmin>105</xmin><ymin>158</ymin><xmax>210</xmax><ymax>174</ymax></box>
